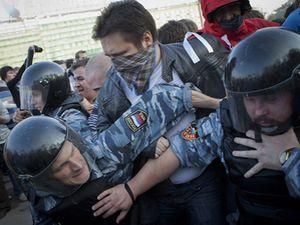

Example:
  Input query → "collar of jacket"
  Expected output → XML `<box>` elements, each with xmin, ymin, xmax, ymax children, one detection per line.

<box><xmin>106</xmin><ymin>42</ymin><xmax>197</xmax><ymax>95</ymax></box>
<box><xmin>158</xmin><ymin>43</ymin><xmax>176</xmax><ymax>83</ymax></box>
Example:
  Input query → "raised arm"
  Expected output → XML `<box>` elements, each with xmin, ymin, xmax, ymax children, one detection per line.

<box><xmin>191</xmin><ymin>90</ymin><xmax>221</xmax><ymax>109</ymax></box>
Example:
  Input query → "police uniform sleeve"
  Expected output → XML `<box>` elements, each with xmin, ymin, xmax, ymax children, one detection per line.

<box><xmin>0</xmin><ymin>100</ymin><xmax>10</xmax><ymax>123</ymax></box>
<box><xmin>282</xmin><ymin>149</ymin><xmax>300</xmax><ymax>198</ymax></box>
<box><xmin>170</xmin><ymin>110</ymin><xmax>224</xmax><ymax>168</ymax></box>
<box><xmin>92</xmin><ymin>89</ymin><xmax>115</xmax><ymax>133</ymax></box>
<box><xmin>59</xmin><ymin>109</ymin><xmax>92</xmax><ymax>140</ymax></box>
<box><xmin>96</xmin><ymin>84</ymin><xmax>193</xmax><ymax>164</ymax></box>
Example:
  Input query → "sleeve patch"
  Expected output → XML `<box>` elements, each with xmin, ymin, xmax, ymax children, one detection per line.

<box><xmin>124</xmin><ymin>110</ymin><xmax>148</xmax><ymax>132</ymax></box>
<box><xmin>181</xmin><ymin>123</ymin><xmax>199</xmax><ymax>141</ymax></box>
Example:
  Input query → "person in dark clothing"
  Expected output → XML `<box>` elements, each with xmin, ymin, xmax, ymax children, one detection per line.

<box><xmin>199</xmin><ymin>0</ymin><xmax>279</xmax><ymax>49</ymax></box>
<box><xmin>4</xmin><ymin>83</ymin><xmax>200</xmax><ymax>225</ymax></box>
<box><xmin>91</xmin><ymin>0</ymin><xmax>229</xmax><ymax>224</ymax></box>
<box><xmin>0</xmin><ymin>62</ymin><xmax>26</xmax><ymax>107</ymax></box>
<box><xmin>11</xmin><ymin>61</ymin><xmax>93</xmax><ymax>224</ymax></box>
<box><xmin>178</xmin><ymin>19</ymin><xmax>198</xmax><ymax>32</ymax></box>
<box><xmin>0</xmin><ymin>66</ymin><xmax>16</xmax><ymax>82</ymax></box>
<box><xmin>158</xmin><ymin>20</ymin><xmax>189</xmax><ymax>44</ymax></box>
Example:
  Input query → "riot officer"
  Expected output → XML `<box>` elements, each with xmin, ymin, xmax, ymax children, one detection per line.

<box><xmin>13</xmin><ymin>61</ymin><xmax>91</xmax><ymax>141</ymax></box>
<box><xmin>92</xmin><ymin>27</ymin><xmax>300</xmax><ymax>225</ymax></box>
<box><xmin>4</xmin><ymin>116</ymin><xmax>117</xmax><ymax>225</ymax></box>
<box><xmin>19</xmin><ymin>61</ymin><xmax>87</xmax><ymax>117</ymax></box>
<box><xmin>4</xmin><ymin>83</ymin><xmax>196</xmax><ymax>225</ymax></box>
<box><xmin>217</xmin><ymin>27</ymin><xmax>300</xmax><ymax>225</ymax></box>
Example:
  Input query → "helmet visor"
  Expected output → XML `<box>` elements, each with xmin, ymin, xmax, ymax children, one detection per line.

<box><xmin>18</xmin><ymin>126</ymin><xmax>96</xmax><ymax>198</ymax></box>
<box><xmin>20</xmin><ymin>83</ymin><xmax>48</xmax><ymax>113</ymax></box>
<box><xmin>227</xmin><ymin>82</ymin><xmax>296</xmax><ymax>134</ymax></box>
<box><xmin>24</xmin><ymin>145</ymin><xmax>95</xmax><ymax>198</ymax></box>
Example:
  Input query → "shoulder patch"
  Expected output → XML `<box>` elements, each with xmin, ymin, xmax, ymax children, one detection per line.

<box><xmin>181</xmin><ymin>123</ymin><xmax>199</xmax><ymax>141</ymax></box>
<box><xmin>124</xmin><ymin>110</ymin><xmax>148</xmax><ymax>132</ymax></box>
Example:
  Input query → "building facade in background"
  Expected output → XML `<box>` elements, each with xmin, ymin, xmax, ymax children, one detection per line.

<box><xmin>0</xmin><ymin>0</ymin><xmax>202</xmax><ymax>68</ymax></box>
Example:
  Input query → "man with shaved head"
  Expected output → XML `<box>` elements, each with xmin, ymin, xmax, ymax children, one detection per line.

<box><xmin>85</xmin><ymin>53</ymin><xmax>112</xmax><ymax>92</ymax></box>
<box><xmin>85</xmin><ymin>53</ymin><xmax>112</xmax><ymax>137</ymax></box>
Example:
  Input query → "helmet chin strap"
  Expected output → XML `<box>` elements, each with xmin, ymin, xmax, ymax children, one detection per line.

<box><xmin>253</xmin><ymin>119</ymin><xmax>293</xmax><ymax>139</ymax></box>
<box><xmin>253</xmin><ymin>125</ymin><xmax>262</xmax><ymax>143</ymax></box>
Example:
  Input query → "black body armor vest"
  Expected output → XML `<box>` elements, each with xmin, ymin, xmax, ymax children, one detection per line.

<box><xmin>48</xmin><ymin>178</ymin><xmax>129</xmax><ymax>225</ymax></box>
<box><xmin>220</xmin><ymin>100</ymin><xmax>300</xmax><ymax>224</ymax></box>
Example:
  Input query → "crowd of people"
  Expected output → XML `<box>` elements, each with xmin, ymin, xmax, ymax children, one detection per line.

<box><xmin>0</xmin><ymin>0</ymin><xmax>300</xmax><ymax>225</ymax></box>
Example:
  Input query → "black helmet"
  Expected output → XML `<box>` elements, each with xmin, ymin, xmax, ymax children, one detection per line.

<box><xmin>225</xmin><ymin>27</ymin><xmax>300</xmax><ymax>134</ymax></box>
<box><xmin>4</xmin><ymin>116</ymin><xmax>95</xmax><ymax>198</ymax></box>
<box><xmin>20</xmin><ymin>61</ymin><xmax>71</xmax><ymax>115</ymax></box>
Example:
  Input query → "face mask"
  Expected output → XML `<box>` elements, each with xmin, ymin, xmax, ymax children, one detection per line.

<box><xmin>112</xmin><ymin>46</ymin><xmax>154</xmax><ymax>73</ymax></box>
<box><xmin>219</xmin><ymin>15</ymin><xmax>243</xmax><ymax>30</ymax></box>
<box><xmin>112</xmin><ymin>45</ymin><xmax>156</xmax><ymax>94</ymax></box>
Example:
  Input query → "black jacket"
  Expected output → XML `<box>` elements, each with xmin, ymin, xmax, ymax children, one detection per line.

<box><xmin>95</xmin><ymin>33</ymin><xmax>228</xmax><ymax>137</ymax></box>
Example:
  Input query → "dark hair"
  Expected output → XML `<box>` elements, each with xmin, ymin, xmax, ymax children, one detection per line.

<box><xmin>71</xmin><ymin>58</ymin><xmax>89</xmax><ymax>71</ymax></box>
<box><xmin>75</xmin><ymin>50</ymin><xmax>86</xmax><ymax>60</ymax></box>
<box><xmin>0</xmin><ymin>65</ymin><xmax>13</xmax><ymax>81</ymax></box>
<box><xmin>53</xmin><ymin>60</ymin><xmax>65</xmax><ymax>65</ymax></box>
<box><xmin>92</xmin><ymin>0</ymin><xmax>157</xmax><ymax>47</ymax></box>
<box><xmin>285</xmin><ymin>0</ymin><xmax>300</xmax><ymax>18</ymax></box>
<box><xmin>178</xmin><ymin>19</ymin><xmax>198</xmax><ymax>32</ymax></box>
<box><xmin>65</xmin><ymin>58</ymin><xmax>74</xmax><ymax>69</ymax></box>
<box><xmin>158</xmin><ymin>20</ymin><xmax>188</xmax><ymax>44</ymax></box>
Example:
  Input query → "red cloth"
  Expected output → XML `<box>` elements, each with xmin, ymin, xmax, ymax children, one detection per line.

<box><xmin>199</xmin><ymin>0</ymin><xmax>279</xmax><ymax>49</ymax></box>
<box><xmin>201</xmin><ymin>0</ymin><xmax>240</xmax><ymax>20</ymax></box>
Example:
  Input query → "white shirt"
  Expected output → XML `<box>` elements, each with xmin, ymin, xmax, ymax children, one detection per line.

<box><xmin>118</xmin><ymin>60</ymin><xmax>203</xmax><ymax>184</ymax></box>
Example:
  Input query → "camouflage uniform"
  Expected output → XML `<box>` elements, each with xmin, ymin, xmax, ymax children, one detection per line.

<box><xmin>170</xmin><ymin>110</ymin><xmax>222</xmax><ymax>169</ymax></box>
<box><xmin>87</xmin><ymin>99</ymin><xmax>99</xmax><ymax>140</ymax></box>
<box><xmin>50</xmin><ymin>93</ymin><xmax>92</xmax><ymax>140</ymax></box>
<box><xmin>170</xmin><ymin>110</ymin><xmax>300</xmax><ymax>199</ymax></box>
<box><xmin>283</xmin><ymin>149</ymin><xmax>300</xmax><ymax>198</ymax></box>
<box><xmin>168</xmin><ymin>103</ymin><xmax>300</xmax><ymax>223</ymax></box>
<box><xmin>93</xmin><ymin>83</ymin><xmax>193</xmax><ymax>171</ymax></box>
<box><xmin>31</xmin><ymin>95</ymin><xmax>91</xmax><ymax>225</ymax></box>
<box><xmin>31</xmin><ymin>84</ymin><xmax>193</xmax><ymax>225</ymax></box>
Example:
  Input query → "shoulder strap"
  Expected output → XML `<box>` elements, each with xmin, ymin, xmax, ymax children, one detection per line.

<box><xmin>183</xmin><ymin>32</ymin><xmax>214</xmax><ymax>64</ymax></box>
<box><xmin>219</xmin><ymin>99</ymin><xmax>233</xmax><ymax>129</ymax></box>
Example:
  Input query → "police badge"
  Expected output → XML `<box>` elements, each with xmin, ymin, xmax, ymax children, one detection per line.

<box><xmin>181</xmin><ymin>122</ymin><xmax>199</xmax><ymax>140</ymax></box>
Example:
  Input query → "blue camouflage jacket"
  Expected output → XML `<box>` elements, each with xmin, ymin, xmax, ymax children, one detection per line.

<box><xmin>283</xmin><ymin>149</ymin><xmax>300</xmax><ymax>198</ymax></box>
<box><xmin>31</xmin><ymin>94</ymin><xmax>91</xmax><ymax>225</ymax></box>
<box><xmin>31</xmin><ymin>84</ymin><xmax>193</xmax><ymax>225</ymax></box>
<box><xmin>170</xmin><ymin>108</ymin><xmax>300</xmax><ymax>199</ymax></box>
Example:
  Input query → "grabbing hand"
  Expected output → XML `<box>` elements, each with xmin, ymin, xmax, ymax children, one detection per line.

<box><xmin>92</xmin><ymin>184</ymin><xmax>133</xmax><ymax>223</ymax></box>
<box><xmin>13</xmin><ymin>109</ymin><xmax>32</xmax><ymax>123</ymax></box>
<box><xmin>233</xmin><ymin>129</ymin><xmax>299</xmax><ymax>178</ymax></box>
<box><xmin>155</xmin><ymin>136</ymin><xmax>170</xmax><ymax>158</ymax></box>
